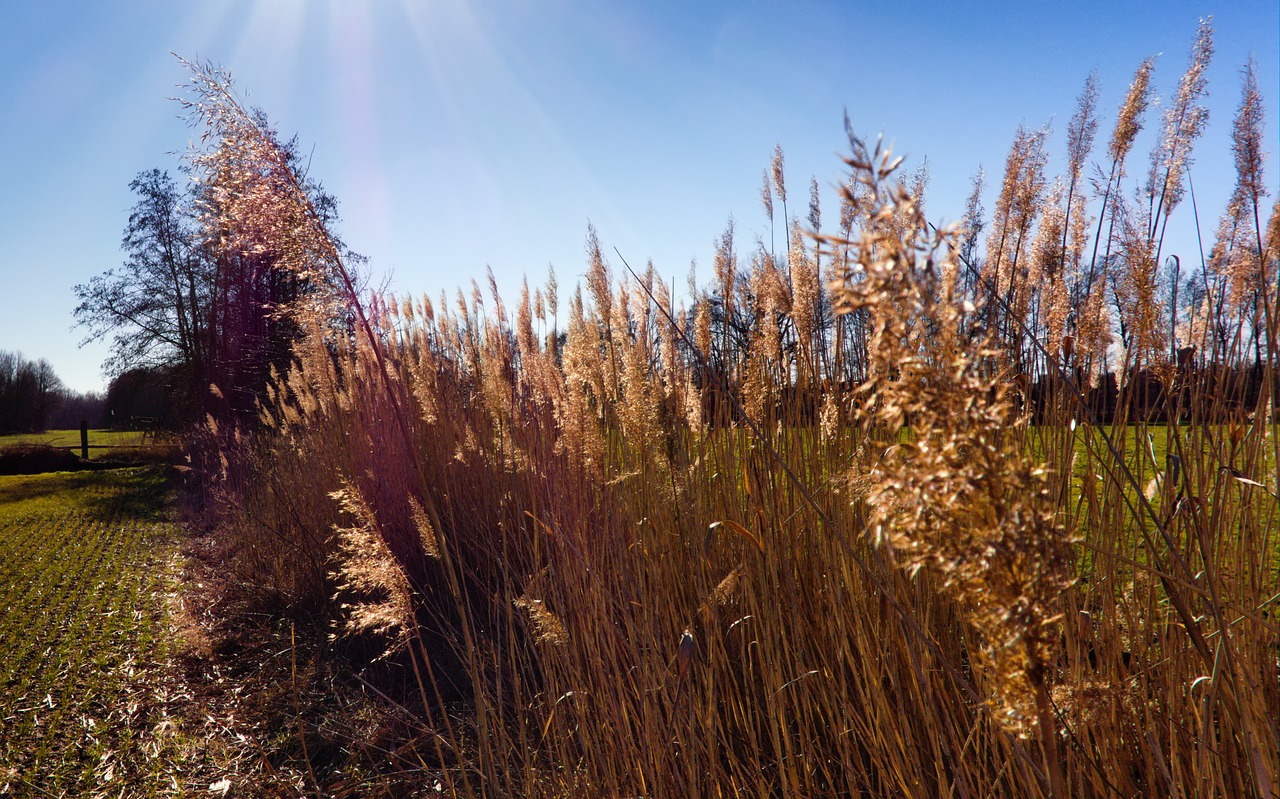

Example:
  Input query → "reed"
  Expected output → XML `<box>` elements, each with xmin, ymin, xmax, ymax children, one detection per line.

<box><xmin>188</xmin><ymin>20</ymin><xmax>1277</xmax><ymax>797</ymax></box>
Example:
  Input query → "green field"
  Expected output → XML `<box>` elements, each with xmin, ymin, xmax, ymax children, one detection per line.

<box><xmin>0</xmin><ymin>429</ymin><xmax>158</xmax><ymax>460</ymax></box>
<box><xmin>0</xmin><ymin>467</ymin><xmax>190</xmax><ymax>796</ymax></box>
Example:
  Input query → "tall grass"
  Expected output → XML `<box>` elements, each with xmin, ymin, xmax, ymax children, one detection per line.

<box><xmin>184</xmin><ymin>21</ymin><xmax>1277</xmax><ymax>798</ymax></box>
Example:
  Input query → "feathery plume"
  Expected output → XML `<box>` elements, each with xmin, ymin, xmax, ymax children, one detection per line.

<box><xmin>517</xmin><ymin>279</ymin><xmax>536</xmax><ymax>367</ymax></box>
<box><xmin>791</xmin><ymin>224</ymin><xmax>820</xmax><ymax>379</ymax></box>
<box><xmin>1212</xmin><ymin>191</ymin><xmax>1254</xmax><ymax>317</ymax></box>
<box><xmin>713</xmin><ymin>219</ymin><xmax>737</xmax><ymax>301</ymax></box>
<box><xmin>808</xmin><ymin>176</ymin><xmax>822</xmax><ymax>234</ymax></box>
<box><xmin>983</xmin><ymin>124</ymin><xmax>1050</xmax><ymax>331</ymax></box>
<box><xmin>909</xmin><ymin>158</ymin><xmax>930</xmax><ymax>224</ymax></box>
<box><xmin>1148</xmin><ymin>18</ymin><xmax>1214</xmax><ymax>222</ymax></box>
<box><xmin>1030</xmin><ymin>181</ymin><xmax>1069</xmax><ymax>346</ymax></box>
<box><xmin>407</xmin><ymin>494</ymin><xmax>439</xmax><ymax>559</ymax></box>
<box><xmin>1066</xmin><ymin>72</ymin><xmax>1101</xmax><ymax>187</ymax></box>
<box><xmin>1108</xmin><ymin>58</ymin><xmax>1156</xmax><ymax>168</ymax></box>
<box><xmin>771</xmin><ymin>144</ymin><xmax>787</xmax><ymax>206</ymax></box>
<box><xmin>829</xmin><ymin>131</ymin><xmax>1075</xmax><ymax>747</ymax></box>
<box><xmin>1115</xmin><ymin>199</ymin><xmax>1167</xmax><ymax>361</ymax></box>
<box><xmin>586</xmin><ymin>224</ymin><xmax>612</xmax><ymax>321</ymax></box>
<box><xmin>513</xmin><ymin>597</ymin><xmax>568</xmax><ymax>648</ymax></box>
<box><xmin>546</xmin><ymin>264</ymin><xmax>559</xmax><ymax>322</ymax></box>
<box><xmin>330</xmin><ymin>482</ymin><xmax>414</xmax><ymax>648</ymax></box>
<box><xmin>695</xmin><ymin>298</ymin><xmax>712</xmax><ymax>362</ymax></box>
<box><xmin>1231</xmin><ymin>58</ymin><xmax>1267</xmax><ymax>212</ymax></box>
<box><xmin>761</xmin><ymin>169</ymin><xmax>774</xmax><ymax>221</ymax></box>
<box><xmin>960</xmin><ymin>167</ymin><xmax>986</xmax><ymax>267</ymax></box>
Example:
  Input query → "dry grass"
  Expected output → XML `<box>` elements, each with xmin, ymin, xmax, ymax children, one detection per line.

<box><xmin>178</xmin><ymin>22</ymin><xmax>1278</xmax><ymax>799</ymax></box>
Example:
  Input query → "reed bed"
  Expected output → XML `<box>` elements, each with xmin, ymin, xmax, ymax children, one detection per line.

<box><xmin>183</xmin><ymin>22</ymin><xmax>1277</xmax><ymax>798</ymax></box>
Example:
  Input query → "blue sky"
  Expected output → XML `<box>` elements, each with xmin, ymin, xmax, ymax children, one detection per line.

<box><xmin>1</xmin><ymin>0</ymin><xmax>1276</xmax><ymax>393</ymax></box>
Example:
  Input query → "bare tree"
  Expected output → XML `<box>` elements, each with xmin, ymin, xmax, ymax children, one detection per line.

<box><xmin>74</xmin><ymin>169</ymin><xmax>210</xmax><ymax>378</ymax></box>
<box><xmin>74</xmin><ymin>93</ymin><xmax>353</xmax><ymax>420</ymax></box>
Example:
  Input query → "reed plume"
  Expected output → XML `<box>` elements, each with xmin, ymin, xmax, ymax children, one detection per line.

<box><xmin>1148</xmin><ymin>17</ymin><xmax>1214</xmax><ymax>237</ymax></box>
<box><xmin>828</xmin><ymin>131</ymin><xmax>1073</xmax><ymax>792</ymax></box>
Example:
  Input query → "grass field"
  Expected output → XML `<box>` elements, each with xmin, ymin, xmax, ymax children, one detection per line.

<box><xmin>0</xmin><ymin>467</ymin><xmax>192</xmax><ymax>796</ymax></box>
<box><xmin>0</xmin><ymin>429</ymin><xmax>157</xmax><ymax>459</ymax></box>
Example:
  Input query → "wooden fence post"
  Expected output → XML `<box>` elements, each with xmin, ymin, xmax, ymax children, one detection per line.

<box><xmin>80</xmin><ymin>421</ymin><xmax>89</xmax><ymax>461</ymax></box>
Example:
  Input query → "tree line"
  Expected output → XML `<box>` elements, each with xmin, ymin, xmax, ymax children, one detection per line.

<box><xmin>0</xmin><ymin>350</ymin><xmax>105</xmax><ymax>434</ymax></box>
